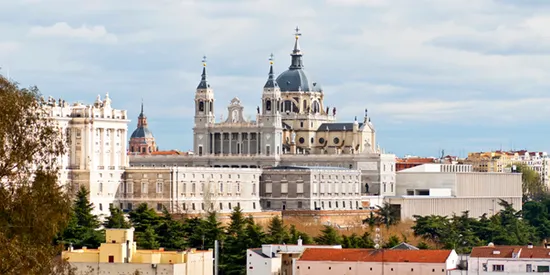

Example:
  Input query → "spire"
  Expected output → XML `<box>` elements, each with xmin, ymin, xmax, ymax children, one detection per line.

<box><xmin>289</xmin><ymin>26</ymin><xmax>304</xmax><ymax>70</ymax></box>
<box><xmin>197</xmin><ymin>55</ymin><xmax>210</xmax><ymax>89</ymax></box>
<box><xmin>264</xmin><ymin>53</ymin><xmax>278</xmax><ymax>88</ymax></box>
<box><xmin>137</xmin><ymin>101</ymin><xmax>148</xmax><ymax>128</ymax></box>
<box><xmin>139</xmin><ymin>98</ymin><xmax>144</xmax><ymax>117</ymax></box>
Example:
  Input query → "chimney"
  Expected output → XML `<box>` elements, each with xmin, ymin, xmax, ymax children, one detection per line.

<box><xmin>297</xmin><ymin>236</ymin><xmax>303</xmax><ymax>246</ymax></box>
<box><xmin>528</xmin><ymin>242</ymin><xmax>533</xmax><ymax>249</ymax></box>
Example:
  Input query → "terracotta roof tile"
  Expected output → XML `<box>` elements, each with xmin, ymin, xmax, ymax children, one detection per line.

<box><xmin>298</xmin><ymin>248</ymin><xmax>452</xmax><ymax>263</ymax></box>
<box><xmin>471</xmin><ymin>246</ymin><xmax>550</xmax><ymax>259</ymax></box>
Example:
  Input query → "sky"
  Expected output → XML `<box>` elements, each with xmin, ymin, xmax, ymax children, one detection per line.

<box><xmin>1</xmin><ymin>0</ymin><xmax>549</xmax><ymax>158</ymax></box>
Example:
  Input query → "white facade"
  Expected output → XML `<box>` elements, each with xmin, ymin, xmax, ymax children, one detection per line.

<box><xmin>469</xmin><ymin>245</ymin><xmax>550</xmax><ymax>274</ymax></box>
<box><xmin>120</xmin><ymin>167</ymin><xmax>262</xmax><ymax>213</ymax></box>
<box><xmin>389</xmin><ymin>164</ymin><xmax>523</xmax><ymax>220</ymax></box>
<box><xmin>247</xmin><ymin>243</ymin><xmax>342</xmax><ymax>275</ymax></box>
<box><xmin>45</xmin><ymin>95</ymin><xmax>130</xmax><ymax>217</ymax></box>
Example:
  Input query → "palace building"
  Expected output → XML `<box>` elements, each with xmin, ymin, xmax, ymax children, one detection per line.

<box><xmin>130</xmin><ymin>28</ymin><xmax>397</xmax><ymax>207</ymax></box>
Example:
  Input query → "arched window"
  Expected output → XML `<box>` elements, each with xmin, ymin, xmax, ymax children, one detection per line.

<box><xmin>303</xmin><ymin>100</ymin><xmax>307</xmax><ymax>112</ymax></box>
<box><xmin>312</xmin><ymin>101</ymin><xmax>320</xmax><ymax>113</ymax></box>
<box><xmin>284</xmin><ymin>100</ymin><xmax>292</xmax><ymax>112</ymax></box>
<box><xmin>266</xmin><ymin>100</ymin><xmax>272</xmax><ymax>111</ymax></box>
<box><xmin>198</xmin><ymin>101</ymin><xmax>204</xmax><ymax>112</ymax></box>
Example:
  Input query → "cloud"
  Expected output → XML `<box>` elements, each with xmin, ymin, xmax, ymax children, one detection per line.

<box><xmin>28</xmin><ymin>22</ymin><xmax>117</xmax><ymax>44</ymax></box>
<box><xmin>1</xmin><ymin>0</ymin><xmax>550</xmax><ymax>155</ymax></box>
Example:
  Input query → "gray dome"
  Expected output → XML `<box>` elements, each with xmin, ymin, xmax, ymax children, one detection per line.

<box><xmin>130</xmin><ymin>127</ymin><xmax>154</xmax><ymax>139</ymax></box>
<box><xmin>276</xmin><ymin>69</ymin><xmax>313</xmax><ymax>92</ymax></box>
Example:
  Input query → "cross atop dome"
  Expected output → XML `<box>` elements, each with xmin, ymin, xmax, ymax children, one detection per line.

<box><xmin>197</xmin><ymin>55</ymin><xmax>210</xmax><ymax>89</ymax></box>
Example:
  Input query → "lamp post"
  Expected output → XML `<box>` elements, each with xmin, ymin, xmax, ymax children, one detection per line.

<box><xmin>373</xmin><ymin>227</ymin><xmax>384</xmax><ymax>275</ymax></box>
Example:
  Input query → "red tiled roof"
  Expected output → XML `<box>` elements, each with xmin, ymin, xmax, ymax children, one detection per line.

<box><xmin>298</xmin><ymin>248</ymin><xmax>452</xmax><ymax>263</ymax></box>
<box><xmin>471</xmin><ymin>246</ymin><xmax>550</xmax><ymax>259</ymax></box>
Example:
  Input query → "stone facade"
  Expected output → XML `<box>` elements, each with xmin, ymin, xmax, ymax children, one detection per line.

<box><xmin>260</xmin><ymin>166</ymin><xmax>362</xmax><ymax>211</ymax></box>
<box><xmin>46</xmin><ymin>94</ymin><xmax>129</xmax><ymax>217</ymax></box>
<box><xmin>119</xmin><ymin>167</ymin><xmax>262</xmax><ymax>214</ymax></box>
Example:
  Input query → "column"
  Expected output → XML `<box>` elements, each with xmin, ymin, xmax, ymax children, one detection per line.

<box><xmin>79</xmin><ymin>127</ymin><xmax>86</xmax><ymax>169</ymax></box>
<box><xmin>211</xmin><ymin>133</ymin><xmax>215</xmax><ymax>155</ymax></box>
<box><xmin>121</xmin><ymin>129</ymin><xmax>127</xmax><ymax>168</ymax></box>
<box><xmin>238</xmin><ymin>133</ymin><xmax>242</xmax><ymax>155</ymax></box>
<box><xmin>220</xmin><ymin>132</ymin><xmax>224</xmax><ymax>155</ymax></box>
<box><xmin>247</xmin><ymin>132</ymin><xmax>251</xmax><ymax>155</ymax></box>
<box><xmin>229</xmin><ymin>132</ymin><xmax>232</xmax><ymax>155</ymax></box>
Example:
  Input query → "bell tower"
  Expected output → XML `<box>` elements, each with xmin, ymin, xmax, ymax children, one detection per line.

<box><xmin>193</xmin><ymin>56</ymin><xmax>215</xmax><ymax>156</ymax></box>
<box><xmin>258</xmin><ymin>54</ymin><xmax>283</xmax><ymax>156</ymax></box>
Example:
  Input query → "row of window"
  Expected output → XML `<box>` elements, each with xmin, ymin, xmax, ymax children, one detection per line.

<box><xmin>297</xmin><ymin>266</ymin><xmax>446</xmax><ymax>272</ymax></box>
<box><xmin>118</xmin><ymin>182</ymin><xmax>251</xmax><ymax>195</ymax></box>
<box><xmin>100</xmin><ymin>201</ymin><xmax>258</xmax><ymax>212</ymax></box>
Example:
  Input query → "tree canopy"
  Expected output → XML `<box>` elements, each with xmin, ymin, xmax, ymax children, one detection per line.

<box><xmin>0</xmin><ymin>75</ymin><xmax>72</xmax><ymax>274</ymax></box>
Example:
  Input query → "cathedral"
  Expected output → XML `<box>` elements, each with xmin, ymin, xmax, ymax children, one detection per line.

<box><xmin>193</xmin><ymin>28</ymin><xmax>378</xmax><ymax>158</ymax></box>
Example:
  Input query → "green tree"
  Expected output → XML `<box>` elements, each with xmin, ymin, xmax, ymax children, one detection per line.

<box><xmin>342</xmin><ymin>232</ymin><xmax>374</xmax><ymax>248</ymax></box>
<box><xmin>523</xmin><ymin>200</ymin><xmax>550</xmax><ymax>240</ymax></box>
<box><xmin>62</xmin><ymin>186</ymin><xmax>104</xmax><ymax>248</ymax></box>
<box><xmin>512</xmin><ymin>163</ymin><xmax>546</xmax><ymax>200</ymax></box>
<box><xmin>383</xmin><ymin>235</ymin><xmax>401</xmax><ymax>248</ymax></box>
<box><xmin>0</xmin><ymin>74</ymin><xmax>72</xmax><ymax>274</ymax></box>
<box><xmin>412</xmin><ymin>215</ymin><xmax>450</xmax><ymax>248</ymax></box>
<box><xmin>201</xmin><ymin>211</ymin><xmax>224</xmax><ymax>250</ymax></box>
<box><xmin>128</xmin><ymin>203</ymin><xmax>162</xmax><ymax>232</ymax></box>
<box><xmin>375</xmin><ymin>202</ymin><xmax>400</xmax><ymax>228</ymax></box>
<box><xmin>104</xmin><ymin>206</ymin><xmax>130</xmax><ymax>229</ymax></box>
<box><xmin>266</xmin><ymin>216</ymin><xmax>289</xmax><ymax>244</ymax></box>
<box><xmin>139</xmin><ymin>226</ymin><xmax>160</xmax><ymax>249</ymax></box>
<box><xmin>157</xmin><ymin>208</ymin><xmax>187</xmax><ymax>250</ymax></box>
<box><xmin>221</xmin><ymin>206</ymin><xmax>248</xmax><ymax>275</ymax></box>
<box><xmin>243</xmin><ymin>216</ymin><xmax>266</xmax><ymax>249</ymax></box>
<box><xmin>314</xmin><ymin>225</ymin><xmax>342</xmax><ymax>245</ymax></box>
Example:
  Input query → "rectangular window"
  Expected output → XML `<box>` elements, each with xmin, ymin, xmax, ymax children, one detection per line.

<box><xmin>266</xmin><ymin>145</ymin><xmax>271</xmax><ymax>156</ymax></box>
<box><xmin>297</xmin><ymin>183</ymin><xmax>304</xmax><ymax>194</ymax></box>
<box><xmin>198</xmin><ymin>146</ymin><xmax>203</xmax><ymax>156</ymax></box>
<box><xmin>99</xmin><ymin>182</ymin><xmax>103</xmax><ymax>193</ymax></box>
<box><xmin>127</xmin><ymin>182</ymin><xmax>133</xmax><ymax>194</ymax></box>
<box><xmin>141</xmin><ymin>182</ymin><xmax>148</xmax><ymax>194</ymax></box>
<box><xmin>156</xmin><ymin>203</ymin><xmax>163</xmax><ymax>211</ymax></box>
<box><xmin>526</xmin><ymin>264</ymin><xmax>532</xmax><ymax>272</ymax></box>
<box><xmin>128</xmin><ymin>203</ymin><xmax>133</xmax><ymax>211</ymax></box>
<box><xmin>538</xmin><ymin>266</ymin><xmax>550</xmax><ymax>273</ymax></box>
<box><xmin>253</xmin><ymin>202</ymin><xmax>256</xmax><ymax>209</ymax></box>
<box><xmin>156</xmin><ymin>182</ymin><xmax>163</xmax><ymax>193</ymax></box>
<box><xmin>492</xmin><ymin>265</ymin><xmax>504</xmax><ymax>272</ymax></box>
<box><xmin>266</xmin><ymin>201</ymin><xmax>271</xmax><ymax>208</ymax></box>
<box><xmin>229</xmin><ymin>202</ymin><xmax>232</xmax><ymax>209</ymax></box>
<box><xmin>219</xmin><ymin>202</ymin><xmax>223</xmax><ymax>210</ymax></box>
<box><xmin>298</xmin><ymin>201</ymin><xmax>302</xmax><ymax>208</ymax></box>
<box><xmin>99</xmin><ymin>203</ymin><xmax>103</xmax><ymax>211</ymax></box>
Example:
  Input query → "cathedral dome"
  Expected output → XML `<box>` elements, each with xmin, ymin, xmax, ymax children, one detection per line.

<box><xmin>276</xmin><ymin>27</ymin><xmax>321</xmax><ymax>93</ymax></box>
<box><xmin>130</xmin><ymin>126</ymin><xmax>154</xmax><ymax>139</ymax></box>
<box><xmin>276</xmin><ymin>69</ymin><xmax>313</xmax><ymax>92</ymax></box>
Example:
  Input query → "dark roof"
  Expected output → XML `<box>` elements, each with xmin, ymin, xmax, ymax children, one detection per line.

<box><xmin>391</xmin><ymin>242</ymin><xmax>420</xmax><ymax>250</ymax></box>
<box><xmin>250</xmin><ymin>248</ymin><xmax>269</xmax><ymax>258</ymax></box>
<box><xmin>264</xmin><ymin>165</ymin><xmax>351</xmax><ymax>171</ymax></box>
<box><xmin>264</xmin><ymin>64</ymin><xmax>278</xmax><ymax>88</ymax></box>
<box><xmin>317</xmin><ymin>122</ymin><xmax>362</xmax><ymax>132</ymax></box>
<box><xmin>276</xmin><ymin>68</ymin><xmax>313</xmax><ymax>92</ymax></box>
<box><xmin>197</xmin><ymin>67</ymin><xmax>210</xmax><ymax>89</ymax></box>
<box><xmin>130</xmin><ymin>127</ymin><xmax>154</xmax><ymax>139</ymax></box>
<box><xmin>282</xmin><ymin>122</ymin><xmax>292</xmax><ymax>130</ymax></box>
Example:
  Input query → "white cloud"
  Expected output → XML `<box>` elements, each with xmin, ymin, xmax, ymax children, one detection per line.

<box><xmin>372</xmin><ymin>97</ymin><xmax>550</xmax><ymax>124</ymax></box>
<box><xmin>28</xmin><ymin>22</ymin><xmax>117</xmax><ymax>44</ymax></box>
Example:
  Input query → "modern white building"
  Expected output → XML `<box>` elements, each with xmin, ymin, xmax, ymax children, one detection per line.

<box><xmin>468</xmin><ymin>244</ymin><xmax>550</xmax><ymax>274</ymax></box>
<box><xmin>120</xmin><ymin>167</ymin><xmax>262</xmax><ymax>214</ymax></box>
<box><xmin>246</xmin><ymin>240</ymin><xmax>342</xmax><ymax>275</ymax></box>
<box><xmin>45</xmin><ymin>95</ymin><xmax>130</xmax><ymax>217</ymax></box>
<box><xmin>388</xmin><ymin>164</ymin><xmax>523</xmax><ymax>221</ymax></box>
